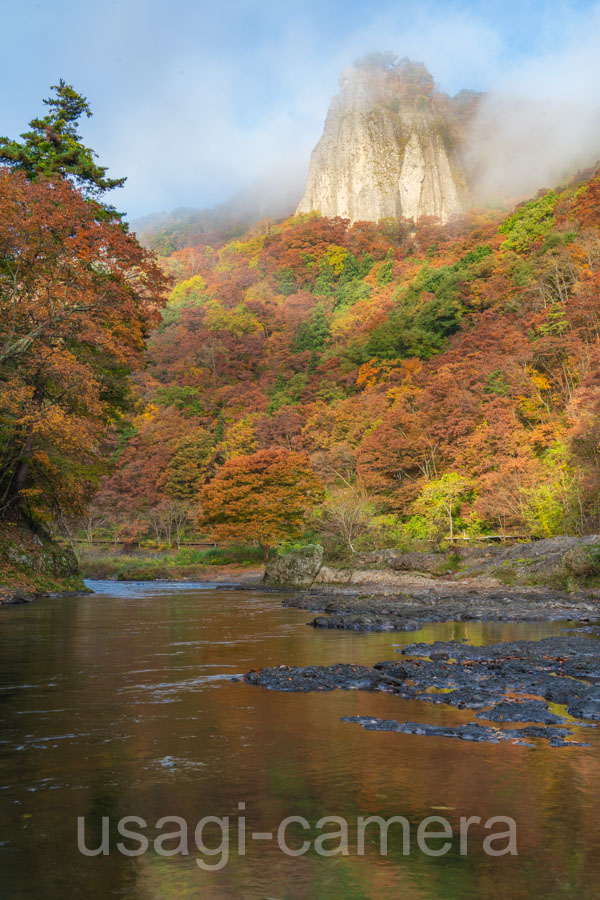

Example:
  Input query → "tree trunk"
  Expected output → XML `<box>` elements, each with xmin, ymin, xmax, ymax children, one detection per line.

<box><xmin>259</xmin><ymin>543</ymin><xmax>271</xmax><ymax>563</ymax></box>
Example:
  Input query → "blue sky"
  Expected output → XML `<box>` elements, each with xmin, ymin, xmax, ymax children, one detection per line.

<box><xmin>2</xmin><ymin>0</ymin><xmax>600</xmax><ymax>218</ymax></box>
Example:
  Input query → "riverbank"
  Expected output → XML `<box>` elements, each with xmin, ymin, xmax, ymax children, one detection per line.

<box><xmin>0</xmin><ymin>519</ymin><xmax>84</xmax><ymax>605</ymax></box>
<box><xmin>5</xmin><ymin>533</ymin><xmax>600</xmax><ymax>615</ymax></box>
<box><xmin>244</xmin><ymin>536</ymin><xmax>600</xmax><ymax>751</ymax></box>
<box><xmin>76</xmin><ymin>542</ymin><xmax>265</xmax><ymax>582</ymax></box>
<box><xmin>271</xmin><ymin>536</ymin><xmax>600</xmax><ymax>630</ymax></box>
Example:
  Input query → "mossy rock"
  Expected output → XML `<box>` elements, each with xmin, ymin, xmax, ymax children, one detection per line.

<box><xmin>0</xmin><ymin>520</ymin><xmax>81</xmax><ymax>594</ymax></box>
<box><xmin>563</xmin><ymin>545</ymin><xmax>600</xmax><ymax>577</ymax></box>
<box><xmin>264</xmin><ymin>545</ymin><xmax>324</xmax><ymax>589</ymax></box>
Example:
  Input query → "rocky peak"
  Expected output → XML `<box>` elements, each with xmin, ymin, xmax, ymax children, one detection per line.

<box><xmin>297</xmin><ymin>56</ymin><xmax>479</xmax><ymax>225</ymax></box>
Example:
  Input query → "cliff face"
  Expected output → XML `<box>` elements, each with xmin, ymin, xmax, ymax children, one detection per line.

<box><xmin>297</xmin><ymin>59</ymin><xmax>478</xmax><ymax>225</ymax></box>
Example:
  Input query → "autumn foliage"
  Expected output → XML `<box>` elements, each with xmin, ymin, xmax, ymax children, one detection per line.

<box><xmin>0</xmin><ymin>167</ymin><xmax>169</xmax><ymax>523</ymax></box>
<box><xmin>199</xmin><ymin>449</ymin><xmax>324</xmax><ymax>556</ymax></box>
<box><xmin>82</xmin><ymin>166</ymin><xmax>600</xmax><ymax>545</ymax></box>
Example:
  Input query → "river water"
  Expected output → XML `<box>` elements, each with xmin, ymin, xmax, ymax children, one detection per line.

<box><xmin>1</xmin><ymin>581</ymin><xmax>599</xmax><ymax>899</ymax></box>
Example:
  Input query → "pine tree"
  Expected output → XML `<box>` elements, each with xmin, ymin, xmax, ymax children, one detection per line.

<box><xmin>0</xmin><ymin>80</ymin><xmax>125</xmax><ymax>206</ymax></box>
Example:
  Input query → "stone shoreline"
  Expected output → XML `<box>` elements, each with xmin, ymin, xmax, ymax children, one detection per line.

<box><xmin>245</xmin><ymin>629</ymin><xmax>600</xmax><ymax>749</ymax></box>
<box><xmin>283</xmin><ymin>582</ymin><xmax>600</xmax><ymax>631</ymax></box>
<box><xmin>247</xmin><ymin>537</ymin><xmax>600</xmax><ymax>750</ymax></box>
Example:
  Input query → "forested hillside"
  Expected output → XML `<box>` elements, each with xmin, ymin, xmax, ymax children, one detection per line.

<box><xmin>90</xmin><ymin>169</ymin><xmax>600</xmax><ymax>551</ymax></box>
<box><xmin>0</xmin><ymin>83</ymin><xmax>169</xmax><ymax>593</ymax></box>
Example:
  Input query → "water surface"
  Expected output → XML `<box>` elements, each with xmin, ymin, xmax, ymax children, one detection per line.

<box><xmin>1</xmin><ymin>581</ymin><xmax>599</xmax><ymax>899</ymax></box>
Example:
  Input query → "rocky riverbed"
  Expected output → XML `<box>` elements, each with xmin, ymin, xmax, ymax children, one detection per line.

<box><xmin>248</xmin><ymin>538</ymin><xmax>600</xmax><ymax>749</ymax></box>
<box><xmin>283</xmin><ymin>584</ymin><xmax>600</xmax><ymax>631</ymax></box>
<box><xmin>245</xmin><ymin>630</ymin><xmax>600</xmax><ymax>749</ymax></box>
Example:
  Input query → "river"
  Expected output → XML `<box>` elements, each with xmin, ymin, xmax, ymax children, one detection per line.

<box><xmin>1</xmin><ymin>581</ymin><xmax>599</xmax><ymax>899</ymax></box>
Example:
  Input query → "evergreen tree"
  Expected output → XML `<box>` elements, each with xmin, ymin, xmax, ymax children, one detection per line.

<box><xmin>0</xmin><ymin>80</ymin><xmax>125</xmax><ymax>206</ymax></box>
<box><xmin>295</xmin><ymin>303</ymin><xmax>331</xmax><ymax>352</ymax></box>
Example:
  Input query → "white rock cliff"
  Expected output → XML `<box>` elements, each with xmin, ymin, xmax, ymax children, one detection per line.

<box><xmin>297</xmin><ymin>59</ymin><xmax>475</xmax><ymax>225</ymax></box>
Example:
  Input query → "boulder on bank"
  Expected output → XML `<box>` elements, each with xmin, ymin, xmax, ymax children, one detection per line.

<box><xmin>263</xmin><ymin>544</ymin><xmax>324</xmax><ymax>589</ymax></box>
<box><xmin>563</xmin><ymin>543</ymin><xmax>600</xmax><ymax>577</ymax></box>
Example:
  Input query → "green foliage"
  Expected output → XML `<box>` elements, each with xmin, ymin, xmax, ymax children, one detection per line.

<box><xmin>456</xmin><ymin>244</ymin><xmax>493</xmax><ymax>268</ymax></box>
<box><xmin>154</xmin><ymin>386</ymin><xmax>204</xmax><ymax>415</ymax></box>
<box><xmin>521</xmin><ymin>443</ymin><xmax>580</xmax><ymax>537</ymax></box>
<box><xmin>375</xmin><ymin>249</ymin><xmax>395</xmax><ymax>285</ymax></box>
<box><xmin>541</xmin><ymin>229</ymin><xmax>576</xmax><ymax>253</ymax></box>
<box><xmin>267</xmin><ymin>373</ymin><xmax>308</xmax><ymax>412</ymax></box>
<box><xmin>358</xmin><ymin>252</ymin><xmax>375</xmax><ymax>277</ymax></box>
<box><xmin>214</xmin><ymin>411</ymin><xmax>225</xmax><ymax>443</ymax></box>
<box><xmin>499</xmin><ymin>191</ymin><xmax>557</xmax><ymax>252</ymax></box>
<box><xmin>523</xmin><ymin>484</ymin><xmax>569</xmax><ymax>537</ymax></box>
<box><xmin>483</xmin><ymin>369</ymin><xmax>510</xmax><ymax>396</ymax></box>
<box><xmin>365</xmin><ymin>292</ymin><xmax>462</xmax><ymax>360</ymax></box>
<box><xmin>161</xmin><ymin>275</ymin><xmax>207</xmax><ymax>327</ymax></box>
<box><xmin>368</xmin><ymin>512</ymin><xmax>426</xmax><ymax>548</ymax></box>
<box><xmin>364</xmin><ymin>246</ymin><xmax>494</xmax><ymax>361</ymax></box>
<box><xmin>313</xmin><ymin>261</ymin><xmax>334</xmax><ymax>296</ymax></box>
<box><xmin>333</xmin><ymin>278</ymin><xmax>372</xmax><ymax>309</ymax></box>
<box><xmin>173</xmin><ymin>543</ymin><xmax>264</xmax><ymax>566</ymax></box>
<box><xmin>273</xmin><ymin>267</ymin><xmax>297</xmax><ymax>295</ymax></box>
<box><xmin>509</xmin><ymin>259</ymin><xmax>535</xmax><ymax>286</ymax></box>
<box><xmin>294</xmin><ymin>303</ymin><xmax>330</xmax><ymax>352</ymax></box>
<box><xmin>413</xmin><ymin>473</ymin><xmax>473</xmax><ymax>539</ymax></box>
<box><xmin>312</xmin><ymin>249</ymin><xmax>371</xmax><ymax>298</ymax></box>
<box><xmin>535</xmin><ymin>303</ymin><xmax>569</xmax><ymax>337</ymax></box>
<box><xmin>398</xmin><ymin>515</ymin><xmax>431</xmax><ymax>541</ymax></box>
<box><xmin>0</xmin><ymin>80</ymin><xmax>125</xmax><ymax>206</ymax></box>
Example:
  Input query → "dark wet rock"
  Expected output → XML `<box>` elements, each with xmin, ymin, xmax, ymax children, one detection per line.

<box><xmin>244</xmin><ymin>663</ymin><xmax>407</xmax><ymax>693</ymax></box>
<box><xmin>311</xmin><ymin>613</ymin><xmax>421</xmax><ymax>632</ymax></box>
<box><xmin>399</xmin><ymin>635</ymin><xmax>600</xmax><ymax>662</ymax></box>
<box><xmin>342</xmin><ymin>716</ymin><xmax>589</xmax><ymax>748</ymax></box>
<box><xmin>475</xmin><ymin>699</ymin><xmax>568</xmax><ymax>725</ymax></box>
<box><xmin>566</xmin><ymin>686</ymin><xmax>600</xmax><ymax>721</ymax></box>
<box><xmin>516</xmin><ymin>725</ymin><xmax>590</xmax><ymax>748</ymax></box>
<box><xmin>567</xmin><ymin>625</ymin><xmax>600</xmax><ymax>635</ymax></box>
<box><xmin>245</xmin><ymin>632</ymin><xmax>600</xmax><ymax>748</ymax></box>
<box><xmin>391</xmin><ymin>637</ymin><xmax>600</xmax><ymax>713</ymax></box>
<box><xmin>284</xmin><ymin>585</ymin><xmax>599</xmax><ymax>632</ymax></box>
<box><xmin>0</xmin><ymin>587</ymin><xmax>35</xmax><ymax>605</ymax></box>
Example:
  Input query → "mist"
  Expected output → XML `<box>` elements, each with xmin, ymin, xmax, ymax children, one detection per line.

<box><xmin>123</xmin><ymin>0</ymin><xmax>600</xmax><ymax>222</ymax></box>
<box><xmin>4</xmin><ymin>1</ymin><xmax>600</xmax><ymax>219</ymax></box>
<box><xmin>463</xmin><ymin>7</ymin><xmax>600</xmax><ymax>207</ymax></box>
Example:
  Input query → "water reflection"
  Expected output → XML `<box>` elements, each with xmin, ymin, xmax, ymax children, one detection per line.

<box><xmin>0</xmin><ymin>582</ymin><xmax>599</xmax><ymax>898</ymax></box>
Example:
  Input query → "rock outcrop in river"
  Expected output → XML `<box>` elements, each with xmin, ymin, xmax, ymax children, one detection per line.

<box><xmin>297</xmin><ymin>56</ymin><xmax>478</xmax><ymax>224</ymax></box>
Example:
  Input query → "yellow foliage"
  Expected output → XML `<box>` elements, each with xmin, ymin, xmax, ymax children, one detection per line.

<box><xmin>215</xmin><ymin>235</ymin><xmax>265</xmax><ymax>272</ymax></box>
<box><xmin>204</xmin><ymin>302</ymin><xmax>261</xmax><ymax>337</ymax></box>
<box><xmin>527</xmin><ymin>366</ymin><xmax>551</xmax><ymax>392</ymax></box>
<box><xmin>217</xmin><ymin>415</ymin><xmax>259</xmax><ymax>460</ymax></box>
<box><xmin>137</xmin><ymin>403</ymin><xmax>159</xmax><ymax>423</ymax></box>
<box><xmin>324</xmin><ymin>245</ymin><xmax>349</xmax><ymax>275</ymax></box>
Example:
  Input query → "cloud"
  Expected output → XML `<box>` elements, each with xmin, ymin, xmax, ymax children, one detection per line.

<box><xmin>8</xmin><ymin>0</ymin><xmax>597</xmax><ymax>218</ymax></box>
<box><xmin>465</xmin><ymin>4</ymin><xmax>600</xmax><ymax>203</ymax></box>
